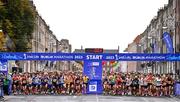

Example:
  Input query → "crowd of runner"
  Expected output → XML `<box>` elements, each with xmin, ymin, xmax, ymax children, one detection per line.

<box><xmin>103</xmin><ymin>73</ymin><xmax>174</xmax><ymax>96</ymax></box>
<box><xmin>9</xmin><ymin>71</ymin><xmax>175</xmax><ymax>96</ymax></box>
<box><xmin>12</xmin><ymin>71</ymin><xmax>88</xmax><ymax>95</ymax></box>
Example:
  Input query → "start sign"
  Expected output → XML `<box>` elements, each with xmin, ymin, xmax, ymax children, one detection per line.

<box><xmin>86</xmin><ymin>55</ymin><xmax>103</xmax><ymax>60</ymax></box>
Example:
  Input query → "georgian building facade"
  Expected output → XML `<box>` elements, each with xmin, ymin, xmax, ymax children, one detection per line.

<box><xmin>125</xmin><ymin>0</ymin><xmax>180</xmax><ymax>77</ymax></box>
<box><xmin>20</xmin><ymin>1</ymin><xmax>66</xmax><ymax>72</ymax></box>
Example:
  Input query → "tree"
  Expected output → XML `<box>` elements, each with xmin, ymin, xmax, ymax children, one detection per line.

<box><xmin>0</xmin><ymin>31</ymin><xmax>5</xmax><ymax>51</ymax></box>
<box><xmin>0</xmin><ymin>0</ymin><xmax>35</xmax><ymax>52</ymax></box>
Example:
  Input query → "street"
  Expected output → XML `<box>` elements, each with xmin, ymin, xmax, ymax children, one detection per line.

<box><xmin>2</xmin><ymin>95</ymin><xmax>180</xmax><ymax>102</ymax></box>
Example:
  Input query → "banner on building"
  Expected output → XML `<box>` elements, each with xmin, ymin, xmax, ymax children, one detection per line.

<box><xmin>163</xmin><ymin>32</ymin><xmax>174</xmax><ymax>53</ymax></box>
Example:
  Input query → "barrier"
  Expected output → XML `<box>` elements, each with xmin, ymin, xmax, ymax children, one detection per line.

<box><xmin>174</xmin><ymin>81</ymin><xmax>180</xmax><ymax>96</ymax></box>
<box><xmin>0</xmin><ymin>86</ymin><xmax>3</xmax><ymax>96</ymax></box>
<box><xmin>0</xmin><ymin>78</ymin><xmax>3</xmax><ymax>98</ymax></box>
<box><xmin>87</xmin><ymin>79</ymin><xmax>102</xmax><ymax>94</ymax></box>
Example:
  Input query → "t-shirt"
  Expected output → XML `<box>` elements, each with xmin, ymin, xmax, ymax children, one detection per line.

<box><xmin>126</xmin><ymin>78</ymin><xmax>132</xmax><ymax>86</ymax></box>
<box><xmin>13</xmin><ymin>77</ymin><xmax>19</xmax><ymax>83</ymax></box>
<box><xmin>59</xmin><ymin>77</ymin><xmax>64</xmax><ymax>84</ymax></box>
<box><xmin>143</xmin><ymin>79</ymin><xmax>148</xmax><ymax>86</ymax></box>
<box><xmin>132</xmin><ymin>78</ymin><xmax>139</xmax><ymax>86</ymax></box>
<box><xmin>116</xmin><ymin>78</ymin><xmax>122</xmax><ymax>85</ymax></box>
<box><xmin>48</xmin><ymin>78</ymin><xmax>52</xmax><ymax>85</ymax></box>
<box><xmin>28</xmin><ymin>78</ymin><xmax>32</xmax><ymax>84</ymax></box>
<box><xmin>22</xmin><ymin>77</ymin><xmax>27</xmax><ymax>84</ymax></box>
<box><xmin>121</xmin><ymin>75</ymin><xmax>125</xmax><ymax>80</ymax></box>
<box><xmin>4</xmin><ymin>78</ymin><xmax>9</xmax><ymax>86</ymax></box>
<box><xmin>110</xmin><ymin>76</ymin><xmax>115</xmax><ymax>84</ymax></box>
<box><xmin>32</xmin><ymin>77</ymin><xmax>39</xmax><ymax>84</ymax></box>
<box><xmin>147</xmin><ymin>75</ymin><xmax>153</xmax><ymax>83</ymax></box>
<box><xmin>38</xmin><ymin>78</ymin><xmax>41</xmax><ymax>84</ymax></box>
<box><xmin>43</xmin><ymin>77</ymin><xmax>48</xmax><ymax>83</ymax></box>
<box><xmin>167</xmin><ymin>77</ymin><xmax>173</xmax><ymax>84</ymax></box>
<box><xmin>139</xmin><ymin>78</ymin><xmax>144</xmax><ymax>85</ymax></box>
<box><xmin>75</xmin><ymin>78</ymin><xmax>80</xmax><ymax>84</ymax></box>
<box><xmin>52</xmin><ymin>77</ymin><xmax>57</xmax><ymax>83</ymax></box>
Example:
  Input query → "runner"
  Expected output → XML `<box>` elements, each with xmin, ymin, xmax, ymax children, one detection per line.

<box><xmin>58</xmin><ymin>74</ymin><xmax>64</xmax><ymax>94</ymax></box>
<box><xmin>131</xmin><ymin>76</ymin><xmax>139</xmax><ymax>96</ymax></box>
<box><xmin>166</xmin><ymin>74</ymin><xmax>174</xmax><ymax>96</ymax></box>
<box><xmin>12</xmin><ymin>74</ymin><xmax>19</xmax><ymax>95</ymax></box>
<box><xmin>143</xmin><ymin>74</ymin><xmax>148</xmax><ymax>96</ymax></box>
<box><xmin>125</xmin><ymin>74</ymin><xmax>132</xmax><ymax>95</ymax></box>
<box><xmin>139</xmin><ymin>74</ymin><xmax>144</xmax><ymax>96</ymax></box>
<box><xmin>103</xmin><ymin>79</ymin><xmax>109</xmax><ymax>95</ymax></box>
<box><xmin>146</xmin><ymin>73</ymin><xmax>153</xmax><ymax>96</ymax></box>
<box><xmin>162</xmin><ymin>74</ymin><xmax>167</xmax><ymax>96</ymax></box>
<box><xmin>27</xmin><ymin>74</ymin><xmax>33</xmax><ymax>95</ymax></box>
<box><xmin>115</xmin><ymin>74</ymin><xmax>122</xmax><ymax>95</ymax></box>
<box><xmin>47</xmin><ymin>75</ymin><xmax>53</xmax><ymax>94</ymax></box>
<box><xmin>75</xmin><ymin>75</ymin><xmax>81</xmax><ymax>95</ymax></box>
<box><xmin>155</xmin><ymin>74</ymin><xmax>162</xmax><ymax>96</ymax></box>
<box><xmin>21</xmin><ymin>74</ymin><xmax>27</xmax><ymax>95</ymax></box>
<box><xmin>52</xmin><ymin>75</ymin><xmax>58</xmax><ymax>94</ymax></box>
<box><xmin>83</xmin><ymin>75</ymin><xmax>89</xmax><ymax>94</ymax></box>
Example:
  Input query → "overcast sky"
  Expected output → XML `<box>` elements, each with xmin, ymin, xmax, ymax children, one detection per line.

<box><xmin>33</xmin><ymin>0</ymin><xmax>168</xmax><ymax>52</ymax></box>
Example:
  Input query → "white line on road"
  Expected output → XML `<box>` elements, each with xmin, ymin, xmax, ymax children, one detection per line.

<box><xmin>96</xmin><ymin>94</ymin><xmax>99</xmax><ymax>102</ymax></box>
<box><xmin>142</xmin><ymin>97</ymin><xmax>150</xmax><ymax>102</ymax></box>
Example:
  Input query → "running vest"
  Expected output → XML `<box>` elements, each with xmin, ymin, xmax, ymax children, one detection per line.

<box><xmin>83</xmin><ymin>77</ymin><xmax>88</xmax><ymax>83</ymax></box>
<box><xmin>139</xmin><ymin>78</ymin><xmax>144</xmax><ymax>85</ymax></box>
<box><xmin>155</xmin><ymin>77</ymin><xmax>161</xmax><ymax>86</ymax></box>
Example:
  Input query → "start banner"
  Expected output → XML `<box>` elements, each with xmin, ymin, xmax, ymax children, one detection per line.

<box><xmin>0</xmin><ymin>53</ymin><xmax>180</xmax><ymax>61</ymax></box>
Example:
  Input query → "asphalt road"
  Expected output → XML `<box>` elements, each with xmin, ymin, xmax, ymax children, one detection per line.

<box><xmin>2</xmin><ymin>95</ymin><xmax>180</xmax><ymax>102</ymax></box>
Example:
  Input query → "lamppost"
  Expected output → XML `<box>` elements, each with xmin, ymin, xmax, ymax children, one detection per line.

<box><xmin>58</xmin><ymin>41</ymin><xmax>69</xmax><ymax>71</ymax></box>
<box><xmin>162</xmin><ymin>15</ymin><xmax>175</xmax><ymax>76</ymax></box>
<box><xmin>138</xmin><ymin>34</ymin><xmax>150</xmax><ymax>74</ymax></box>
<box><xmin>137</xmin><ymin>43</ymin><xmax>144</xmax><ymax>73</ymax></box>
<box><xmin>147</xmin><ymin>28</ymin><xmax>157</xmax><ymax>74</ymax></box>
<box><xmin>45</xmin><ymin>37</ymin><xmax>56</xmax><ymax>71</ymax></box>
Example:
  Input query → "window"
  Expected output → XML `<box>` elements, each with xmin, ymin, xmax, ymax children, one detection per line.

<box><xmin>39</xmin><ymin>32</ymin><xmax>41</xmax><ymax>42</ymax></box>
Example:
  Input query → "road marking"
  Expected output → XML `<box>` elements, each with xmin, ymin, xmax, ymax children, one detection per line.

<box><xmin>142</xmin><ymin>97</ymin><xmax>149</xmax><ymax>102</ymax></box>
<box><xmin>73</xmin><ymin>96</ymin><xmax>77</xmax><ymax>98</ymax></box>
<box><xmin>96</xmin><ymin>94</ymin><xmax>99</xmax><ymax>102</ymax></box>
